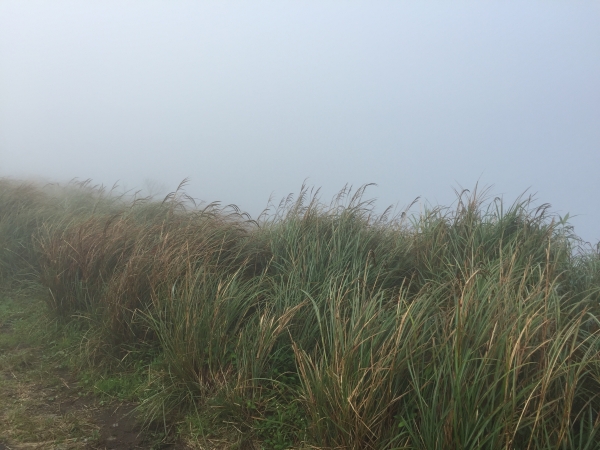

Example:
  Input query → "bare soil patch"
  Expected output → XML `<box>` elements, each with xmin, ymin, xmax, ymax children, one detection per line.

<box><xmin>0</xmin><ymin>306</ymin><xmax>150</xmax><ymax>450</ymax></box>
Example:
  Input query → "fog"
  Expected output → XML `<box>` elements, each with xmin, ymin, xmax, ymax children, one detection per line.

<box><xmin>1</xmin><ymin>1</ymin><xmax>599</xmax><ymax>243</ymax></box>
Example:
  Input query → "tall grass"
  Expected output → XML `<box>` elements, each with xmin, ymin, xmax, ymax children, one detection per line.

<box><xmin>1</xmin><ymin>177</ymin><xmax>599</xmax><ymax>448</ymax></box>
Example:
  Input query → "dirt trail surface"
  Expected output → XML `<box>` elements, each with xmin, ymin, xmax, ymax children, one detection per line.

<box><xmin>0</xmin><ymin>308</ymin><xmax>156</xmax><ymax>449</ymax></box>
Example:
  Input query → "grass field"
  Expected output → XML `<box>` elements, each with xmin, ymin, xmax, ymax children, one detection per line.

<box><xmin>1</xmin><ymin>177</ymin><xmax>599</xmax><ymax>449</ymax></box>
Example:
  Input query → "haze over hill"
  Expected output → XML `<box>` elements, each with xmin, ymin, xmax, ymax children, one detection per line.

<box><xmin>1</xmin><ymin>1</ymin><xmax>598</xmax><ymax>244</ymax></box>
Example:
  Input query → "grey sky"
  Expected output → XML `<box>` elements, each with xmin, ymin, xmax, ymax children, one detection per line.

<box><xmin>1</xmin><ymin>1</ymin><xmax>599</xmax><ymax>243</ymax></box>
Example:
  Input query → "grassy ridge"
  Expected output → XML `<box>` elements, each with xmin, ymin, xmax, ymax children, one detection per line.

<box><xmin>1</xmin><ymin>178</ymin><xmax>600</xmax><ymax>449</ymax></box>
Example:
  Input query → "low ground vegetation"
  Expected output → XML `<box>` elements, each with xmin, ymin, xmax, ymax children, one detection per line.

<box><xmin>1</xmin><ymin>177</ymin><xmax>599</xmax><ymax>449</ymax></box>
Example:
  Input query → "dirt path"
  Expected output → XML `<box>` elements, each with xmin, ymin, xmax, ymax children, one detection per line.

<box><xmin>0</xmin><ymin>302</ymin><xmax>152</xmax><ymax>449</ymax></box>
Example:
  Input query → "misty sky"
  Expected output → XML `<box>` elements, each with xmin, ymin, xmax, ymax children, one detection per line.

<box><xmin>1</xmin><ymin>1</ymin><xmax>599</xmax><ymax>243</ymax></box>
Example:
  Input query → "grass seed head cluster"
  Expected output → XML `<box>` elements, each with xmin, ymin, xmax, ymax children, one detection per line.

<box><xmin>1</xmin><ymin>178</ymin><xmax>600</xmax><ymax>449</ymax></box>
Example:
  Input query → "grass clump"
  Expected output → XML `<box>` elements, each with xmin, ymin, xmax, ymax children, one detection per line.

<box><xmin>1</xmin><ymin>177</ymin><xmax>599</xmax><ymax>449</ymax></box>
